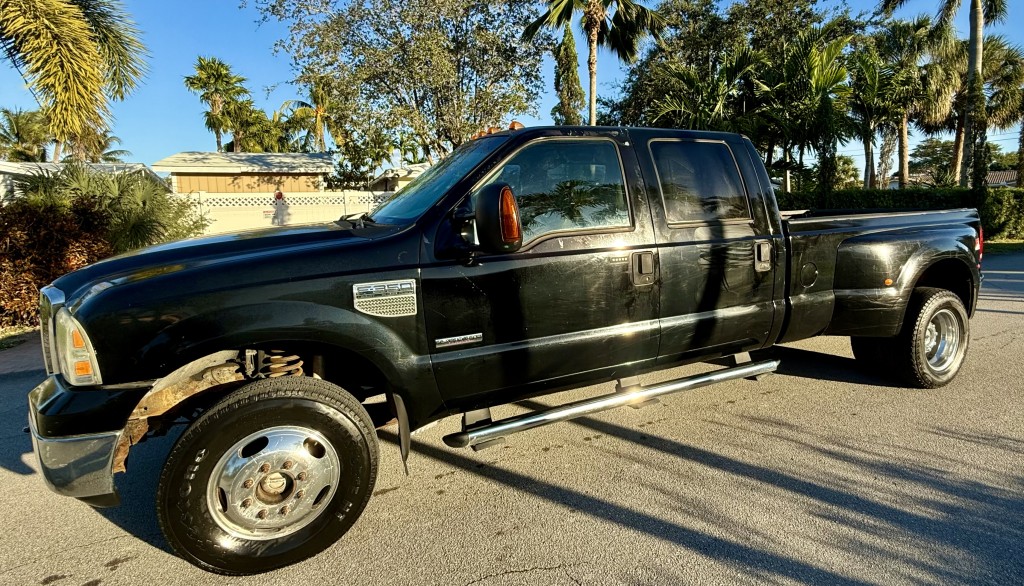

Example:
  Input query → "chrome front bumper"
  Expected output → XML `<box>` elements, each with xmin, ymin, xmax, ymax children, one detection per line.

<box><xmin>28</xmin><ymin>377</ymin><xmax>122</xmax><ymax>507</ymax></box>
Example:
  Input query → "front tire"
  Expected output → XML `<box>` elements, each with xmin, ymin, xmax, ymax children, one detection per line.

<box><xmin>156</xmin><ymin>377</ymin><xmax>378</xmax><ymax>575</ymax></box>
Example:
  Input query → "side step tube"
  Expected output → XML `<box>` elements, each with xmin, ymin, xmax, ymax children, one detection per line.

<box><xmin>442</xmin><ymin>359</ymin><xmax>780</xmax><ymax>449</ymax></box>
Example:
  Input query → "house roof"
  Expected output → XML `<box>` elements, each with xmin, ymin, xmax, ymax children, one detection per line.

<box><xmin>986</xmin><ymin>170</ymin><xmax>1018</xmax><ymax>186</ymax></box>
<box><xmin>887</xmin><ymin>170</ymin><xmax>1018</xmax><ymax>187</ymax></box>
<box><xmin>0</xmin><ymin>161</ymin><xmax>151</xmax><ymax>175</ymax></box>
<box><xmin>371</xmin><ymin>162</ymin><xmax>431</xmax><ymax>183</ymax></box>
<box><xmin>151</xmin><ymin>152</ymin><xmax>335</xmax><ymax>174</ymax></box>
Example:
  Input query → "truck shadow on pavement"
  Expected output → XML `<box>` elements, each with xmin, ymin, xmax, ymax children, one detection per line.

<box><xmin>92</xmin><ymin>429</ymin><xmax>182</xmax><ymax>552</ymax></box>
<box><xmin>80</xmin><ymin>403</ymin><xmax>1023</xmax><ymax>583</ymax></box>
<box><xmin>381</xmin><ymin>401</ymin><xmax>1024</xmax><ymax>585</ymax></box>
<box><xmin>755</xmin><ymin>345</ymin><xmax>905</xmax><ymax>388</ymax></box>
<box><xmin>379</xmin><ymin>429</ymin><xmax>875</xmax><ymax>586</ymax></box>
<box><xmin>0</xmin><ymin>364</ymin><xmax>44</xmax><ymax>476</ymax></box>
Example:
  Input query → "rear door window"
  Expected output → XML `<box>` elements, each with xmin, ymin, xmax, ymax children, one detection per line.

<box><xmin>649</xmin><ymin>140</ymin><xmax>750</xmax><ymax>224</ymax></box>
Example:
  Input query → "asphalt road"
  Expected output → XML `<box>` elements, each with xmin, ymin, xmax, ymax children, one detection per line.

<box><xmin>1</xmin><ymin>253</ymin><xmax>1021</xmax><ymax>586</ymax></box>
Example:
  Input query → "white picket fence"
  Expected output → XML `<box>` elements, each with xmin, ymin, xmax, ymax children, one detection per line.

<box><xmin>181</xmin><ymin>191</ymin><xmax>392</xmax><ymax>235</ymax></box>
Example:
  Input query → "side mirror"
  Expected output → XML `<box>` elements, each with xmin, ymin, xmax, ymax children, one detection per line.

<box><xmin>475</xmin><ymin>183</ymin><xmax>522</xmax><ymax>254</ymax></box>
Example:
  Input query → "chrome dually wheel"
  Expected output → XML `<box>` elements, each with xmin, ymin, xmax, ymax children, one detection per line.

<box><xmin>901</xmin><ymin>287</ymin><xmax>970</xmax><ymax>388</ymax></box>
<box><xmin>207</xmin><ymin>426</ymin><xmax>341</xmax><ymax>541</ymax></box>
<box><xmin>157</xmin><ymin>377</ymin><xmax>378</xmax><ymax>575</ymax></box>
<box><xmin>924</xmin><ymin>308</ymin><xmax>961</xmax><ymax>373</ymax></box>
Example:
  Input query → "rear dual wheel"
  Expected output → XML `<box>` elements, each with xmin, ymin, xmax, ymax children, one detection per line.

<box><xmin>851</xmin><ymin>287</ymin><xmax>969</xmax><ymax>388</ymax></box>
<box><xmin>156</xmin><ymin>377</ymin><xmax>378</xmax><ymax>575</ymax></box>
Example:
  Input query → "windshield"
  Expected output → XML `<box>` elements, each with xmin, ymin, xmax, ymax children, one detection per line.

<box><xmin>368</xmin><ymin>135</ymin><xmax>508</xmax><ymax>224</ymax></box>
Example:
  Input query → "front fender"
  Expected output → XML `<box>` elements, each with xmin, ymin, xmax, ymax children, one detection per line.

<box><xmin>132</xmin><ymin>301</ymin><xmax>443</xmax><ymax>424</ymax></box>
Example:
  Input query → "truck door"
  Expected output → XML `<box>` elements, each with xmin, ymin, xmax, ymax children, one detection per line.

<box><xmin>643</xmin><ymin>137</ymin><xmax>777</xmax><ymax>363</ymax></box>
<box><xmin>420</xmin><ymin>135</ymin><xmax>659</xmax><ymax>407</ymax></box>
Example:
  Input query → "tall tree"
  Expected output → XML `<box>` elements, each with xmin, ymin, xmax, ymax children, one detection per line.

<box><xmin>875</xmin><ymin>16</ymin><xmax>952</xmax><ymax>188</ymax></box>
<box><xmin>289</xmin><ymin>75</ymin><xmax>339</xmax><ymax>152</ymax></box>
<box><xmin>184</xmin><ymin>57</ymin><xmax>250</xmax><ymax>151</ymax></box>
<box><xmin>0</xmin><ymin>108</ymin><xmax>50</xmax><ymax>162</ymax></box>
<box><xmin>880</xmin><ymin>0</ymin><xmax>1007</xmax><ymax>187</ymax></box>
<box><xmin>918</xmin><ymin>36</ymin><xmax>1024</xmax><ymax>184</ymax></box>
<box><xmin>848</xmin><ymin>47</ymin><xmax>900</xmax><ymax>188</ymax></box>
<box><xmin>803</xmin><ymin>29</ymin><xmax>853</xmax><ymax>195</ymax></box>
<box><xmin>1018</xmin><ymin>98</ymin><xmax>1024</xmax><ymax>184</ymax></box>
<box><xmin>65</xmin><ymin>128</ymin><xmax>131</xmax><ymax>162</ymax></box>
<box><xmin>654</xmin><ymin>46</ymin><xmax>764</xmax><ymax>131</ymax></box>
<box><xmin>523</xmin><ymin>0</ymin><xmax>664</xmax><ymax>125</ymax></box>
<box><xmin>604</xmin><ymin>0</ymin><xmax>739</xmax><ymax>126</ymax></box>
<box><xmin>551</xmin><ymin>22</ymin><xmax>586</xmax><ymax>125</ymax></box>
<box><xmin>253</xmin><ymin>0</ymin><xmax>547</xmax><ymax>160</ymax></box>
<box><xmin>0</xmin><ymin>0</ymin><xmax>146</xmax><ymax>162</ymax></box>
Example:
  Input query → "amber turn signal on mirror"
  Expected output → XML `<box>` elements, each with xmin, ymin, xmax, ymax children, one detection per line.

<box><xmin>499</xmin><ymin>186</ymin><xmax>521</xmax><ymax>244</ymax></box>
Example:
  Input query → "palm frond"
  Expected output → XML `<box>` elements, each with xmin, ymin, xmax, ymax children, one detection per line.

<box><xmin>0</xmin><ymin>0</ymin><xmax>107</xmax><ymax>141</ymax></box>
<box><xmin>71</xmin><ymin>0</ymin><xmax>148</xmax><ymax>99</ymax></box>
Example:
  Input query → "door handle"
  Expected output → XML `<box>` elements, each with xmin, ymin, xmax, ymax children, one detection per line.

<box><xmin>631</xmin><ymin>251</ymin><xmax>655</xmax><ymax>286</ymax></box>
<box><xmin>754</xmin><ymin>240</ymin><xmax>772</xmax><ymax>273</ymax></box>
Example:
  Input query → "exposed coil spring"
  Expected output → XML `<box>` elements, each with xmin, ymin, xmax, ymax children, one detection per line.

<box><xmin>260</xmin><ymin>350</ymin><xmax>304</xmax><ymax>378</ymax></box>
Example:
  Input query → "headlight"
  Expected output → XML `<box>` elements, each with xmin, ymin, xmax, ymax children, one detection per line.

<box><xmin>54</xmin><ymin>308</ymin><xmax>103</xmax><ymax>386</ymax></box>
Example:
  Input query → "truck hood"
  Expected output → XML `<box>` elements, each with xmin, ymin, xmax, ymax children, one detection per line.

<box><xmin>54</xmin><ymin>222</ymin><xmax>397</xmax><ymax>307</ymax></box>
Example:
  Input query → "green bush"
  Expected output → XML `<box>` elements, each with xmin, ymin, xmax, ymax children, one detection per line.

<box><xmin>777</xmin><ymin>187</ymin><xmax>1024</xmax><ymax>240</ymax></box>
<box><xmin>1</xmin><ymin>164</ymin><xmax>207</xmax><ymax>327</ymax></box>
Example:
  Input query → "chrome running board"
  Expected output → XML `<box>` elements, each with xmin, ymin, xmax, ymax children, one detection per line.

<box><xmin>442</xmin><ymin>359</ymin><xmax>780</xmax><ymax>449</ymax></box>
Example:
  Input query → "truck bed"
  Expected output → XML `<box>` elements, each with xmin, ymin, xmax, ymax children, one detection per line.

<box><xmin>777</xmin><ymin>208</ymin><xmax>982</xmax><ymax>343</ymax></box>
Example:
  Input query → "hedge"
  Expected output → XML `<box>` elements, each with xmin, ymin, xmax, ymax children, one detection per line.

<box><xmin>1</xmin><ymin>165</ymin><xmax>207</xmax><ymax>328</ymax></box>
<box><xmin>0</xmin><ymin>198</ymin><xmax>112</xmax><ymax>327</ymax></box>
<box><xmin>777</xmin><ymin>188</ymin><xmax>1024</xmax><ymax>240</ymax></box>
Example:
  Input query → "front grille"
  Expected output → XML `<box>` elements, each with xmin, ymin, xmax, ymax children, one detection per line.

<box><xmin>38</xmin><ymin>286</ymin><xmax>64</xmax><ymax>375</ymax></box>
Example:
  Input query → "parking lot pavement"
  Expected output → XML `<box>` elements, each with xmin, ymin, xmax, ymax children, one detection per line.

<box><xmin>1</xmin><ymin>254</ymin><xmax>1021</xmax><ymax>586</ymax></box>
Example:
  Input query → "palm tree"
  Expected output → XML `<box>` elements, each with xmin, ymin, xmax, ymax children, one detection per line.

<box><xmin>918</xmin><ymin>36</ymin><xmax>1024</xmax><ymax>182</ymax></box>
<box><xmin>65</xmin><ymin>129</ymin><xmax>132</xmax><ymax>163</ymax></box>
<box><xmin>848</xmin><ymin>48</ymin><xmax>901</xmax><ymax>188</ymax></box>
<box><xmin>184</xmin><ymin>57</ymin><xmax>250</xmax><ymax>151</ymax></box>
<box><xmin>875</xmin><ymin>16</ymin><xmax>954</xmax><ymax>188</ymax></box>
<box><xmin>288</xmin><ymin>77</ymin><xmax>338</xmax><ymax>152</ymax></box>
<box><xmin>0</xmin><ymin>108</ymin><xmax>51</xmax><ymax>162</ymax></box>
<box><xmin>881</xmin><ymin>0</ymin><xmax>1007</xmax><ymax>187</ymax></box>
<box><xmin>524</xmin><ymin>0</ymin><xmax>664</xmax><ymax>125</ymax></box>
<box><xmin>803</xmin><ymin>30</ymin><xmax>853</xmax><ymax>195</ymax></box>
<box><xmin>654</xmin><ymin>46</ymin><xmax>764</xmax><ymax>132</ymax></box>
<box><xmin>0</xmin><ymin>0</ymin><xmax>147</xmax><ymax>161</ymax></box>
<box><xmin>1017</xmin><ymin>96</ymin><xmax>1024</xmax><ymax>183</ymax></box>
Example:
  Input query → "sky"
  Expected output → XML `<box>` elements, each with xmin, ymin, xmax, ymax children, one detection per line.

<box><xmin>0</xmin><ymin>0</ymin><xmax>1021</xmax><ymax>171</ymax></box>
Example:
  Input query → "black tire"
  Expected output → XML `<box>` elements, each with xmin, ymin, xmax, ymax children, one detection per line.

<box><xmin>156</xmin><ymin>377</ymin><xmax>378</xmax><ymax>575</ymax></box>
<box><xmin>893</xmin><ymin>287</ymin><xmax>970</xmax><ymax>388</ymax></box>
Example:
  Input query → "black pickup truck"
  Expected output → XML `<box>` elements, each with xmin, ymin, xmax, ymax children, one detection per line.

<box><xmin>27</xmin><ymin>126</ymin><xmax>982</xmax><ymax>574</ymax></box>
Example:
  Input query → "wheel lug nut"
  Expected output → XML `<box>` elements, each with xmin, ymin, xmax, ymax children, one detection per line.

<box><xmin>243</xmin><ymin>478</ymin><xmax>254</xmax><ymax>489</ymax></box>
<box><xmin>295</xmin><ymin>490</ymin><xmax>305</xmax><ymax>499</ymax></box>
<box><xmin>240</xmin><ymin>498</ymin><xmax>252</xmax><ymax>508</ymax></box>
<box><xmin>259</xmin><ymin>463</ymin><xmax>271</xmax><ymax>474</ymax></box>
<box><xmin>296</xmin><ymin>472</ymin><xmax>307</xmax><ymax>481</ymax></box>
<box><xmin>283</xmin><ymin>460</ymin><xmax>294</xmax><ymax>470</ymax></box>
<box><xmin>257</xmin><ymin>509</ymin><xmax>268</xmax><ymax>519</ymax></box>
<box><xmin>280</xmin><ymin>505</ymin><xmax>290</xmax><ymax>515</ymax></box>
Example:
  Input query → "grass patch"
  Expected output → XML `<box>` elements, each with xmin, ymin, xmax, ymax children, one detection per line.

<box><xmin>0</xmin><ymin>325</ymin><xmax>36</xmax><ymax>351</ymax></box>
<box><xmin>986</xmin><ymin>239</ymin><xmax>1024</xmax><ymax>255</ymax></box>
